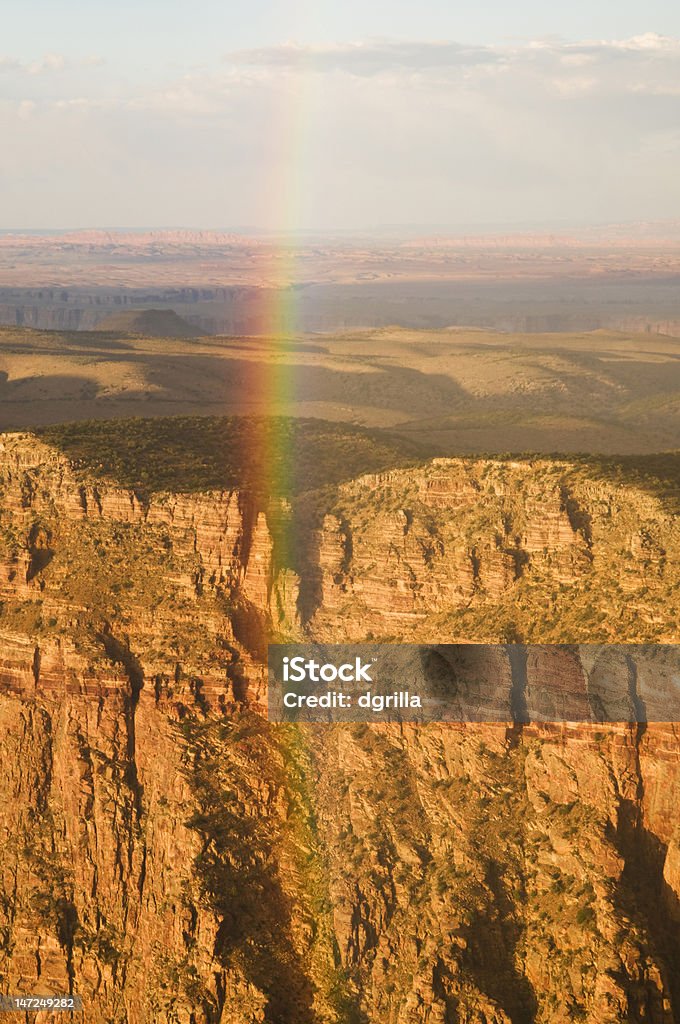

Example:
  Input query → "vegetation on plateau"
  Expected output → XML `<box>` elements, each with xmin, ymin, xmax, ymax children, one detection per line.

<box><xmin>39</xmin><ymin>416</ymin><xmax>424</xmax><ymax>499</ymax></box>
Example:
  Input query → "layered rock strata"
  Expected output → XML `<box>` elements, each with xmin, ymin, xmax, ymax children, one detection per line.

<box><xmin>0</xmin><ymin>434</ymin><xmax>679</xmax><ymax>1021</ymax></box>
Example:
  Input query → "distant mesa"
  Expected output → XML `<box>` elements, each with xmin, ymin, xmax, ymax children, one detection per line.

<box><xmin>94</xmin><ymin>308</ymin><xmax>201</xmax><ymax>338</ymax></box>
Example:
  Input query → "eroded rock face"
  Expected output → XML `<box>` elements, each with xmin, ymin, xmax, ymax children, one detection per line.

<box><xmin>306</xmin><ymin>459</ymin><xmax>677</xmax><ymax>642</ymax></box>
<box><xmin>0</xmin><ymin>434</ymin><xmax>679</xmax><ymax>1022</ymax></box>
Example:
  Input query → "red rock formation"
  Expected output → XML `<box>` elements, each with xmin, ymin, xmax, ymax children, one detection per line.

<box><xmin>0</xmin><ymin>434</ymin><xmax>679</xmax><ymax>1021</ymax></box>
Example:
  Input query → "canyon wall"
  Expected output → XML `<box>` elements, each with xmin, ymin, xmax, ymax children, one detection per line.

<box><xmin>3</xmin><ymin>286</ymin><xmax>680</xmax><ymax>337</ymax></box>
<box><xmin>0</xmin><ymin>435</ymin><xmax>679</xmax><ymax>1021</ymax></box>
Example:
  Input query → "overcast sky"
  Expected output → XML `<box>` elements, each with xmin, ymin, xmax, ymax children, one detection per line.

<box><xmin>2</xmin><ymin>0</ymin><xmax>680</xmax><ymax>230</ymax></box>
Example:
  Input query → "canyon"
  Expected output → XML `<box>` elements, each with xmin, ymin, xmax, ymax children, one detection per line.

<box><xmin>2</xmin><ymin>230</ymin><xmax>680</xmax><ymax>337</ymax></box>
<box><xmin>0</xmin><ymin>430</ymin><xmax>679</xmax><ymax>1021</ymax></box>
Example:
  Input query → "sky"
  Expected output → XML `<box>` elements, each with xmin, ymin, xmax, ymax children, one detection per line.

<box><xmin>1</xmin><ymin>0</ymin><xmax>680</xmax><ymax>230</ymax></box>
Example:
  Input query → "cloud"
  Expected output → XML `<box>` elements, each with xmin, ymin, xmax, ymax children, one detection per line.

<box><xmin>223</xmin><ymin>34</ymin><xmax>680</xmax><ymax>96</ymax></box>
<box><xmin>53</xmin><ymin>97</ymin><xmax>105</xmax><ymax>110</ymax></box>
<box><xmin>226</xmin><ymin>39</ymin><xmax>502</xmax><ymax>74</ymax></box>
<box><xmin>0</xmin><ymin>53</ymin><xmax>104</xmax><ymax>76</ymax></box>
<box><xmin>2</xmin><ymin>35</ymin><xmax>680</xmax><ymax>228</ymax></box>
<box><xmin>607</xmin><ymin>33</ymin><xmax>680</xmax><ymax>51</ymax></box>
<box><xmin>0</xmin><ymin>56</ymin><xmax>22</xmax><ymax>73</ymax></box>
<box><xmin>28</xmin><ymin>53</ymin><xmax>67</xmax><ymax>74</ymax></box>
<box><xmin>101</xmin><ymin>32</ymin><xmax>680</xmax><ymax>125</ymax></box>
<box><xmin>226</xmin><ymin>33</ymin><xmax>680</xmax><ymax>66</ymax></box>
<box><xmin>16</xmin><ymin>99</ymin><xmax>36</xmax><ymax>120</ymax></box>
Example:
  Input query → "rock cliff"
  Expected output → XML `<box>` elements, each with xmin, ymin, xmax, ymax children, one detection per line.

<box><xmin>0</xmin><ymin>433</ymin><xmax>679</xmax><ymax>1022</ymax></box>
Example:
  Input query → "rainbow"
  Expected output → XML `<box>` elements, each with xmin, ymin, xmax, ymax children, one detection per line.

<box><xmin>249</xmin><ymin>55</ymin><xmax>316</xmax><ymax>523</ymax></box>
<box><xmin>250</xmin><ymin>240</ymin><xmax>300</xmax><ymax>524</ymax></box>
